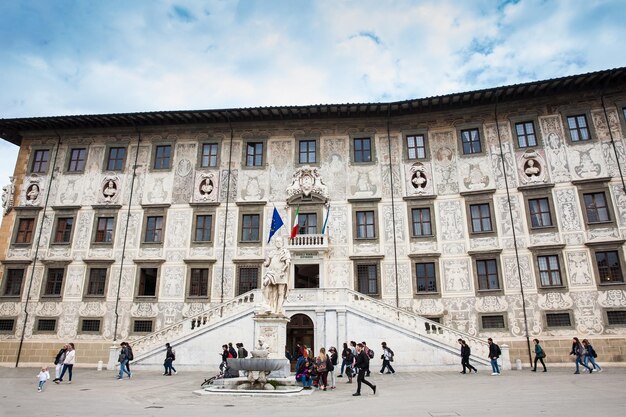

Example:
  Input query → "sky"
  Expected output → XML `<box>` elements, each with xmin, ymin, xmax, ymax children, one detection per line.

<box><xmin>1</xmin><ymin>0</ymin><xmax>625</xmax><ymax>183</ymax></box>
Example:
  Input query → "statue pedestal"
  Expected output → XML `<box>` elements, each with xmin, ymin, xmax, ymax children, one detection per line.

<box><xmin>253</xmin><ymin>314</ymin><xmax>291</xmax><ymax>377</ymax></box>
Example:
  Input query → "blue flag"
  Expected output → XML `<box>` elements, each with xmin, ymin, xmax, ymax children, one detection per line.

<box><xmin>267</xmin><ymin>207</ymin><xmax>284</xmax><ymax>243</ymax></box>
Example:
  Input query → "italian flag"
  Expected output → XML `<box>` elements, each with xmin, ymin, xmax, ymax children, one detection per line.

<box><xmin>290</xmin><ymin>206</ymin><xmax>300</xmax><ymax>239</ymax></box>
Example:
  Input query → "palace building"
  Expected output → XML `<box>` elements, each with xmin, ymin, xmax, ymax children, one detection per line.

<box><xmin>1</xmin><ymin>67</ymin><xmax>626</xmax><ymax>369</ymax></box>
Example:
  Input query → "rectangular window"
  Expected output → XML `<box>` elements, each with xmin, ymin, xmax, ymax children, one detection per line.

<box><xmin>86</xmin><ymin>268</ymin><xmax>107</xmax><ymax>297</ymax></box>
<box><xmin>406</xmin><ymin>134</ymin><xmax>426</xmax><ymax>159</ymax></box>
<box><xmin>246</xmin><ymin>142</ymin><xmax>264</xmax><ymax>167</ymax></box>
<box><xmin>299</xmin><ymin>140</ymin><xmax>316</xmax><ymax>164</ymax></box>
<box><xmin>356</xmin><ymin>211</ymin><xmax>376</xmax><ymax>239</ymax></box>
<box><xmin>200</xmin><ymin>143</ymin><xmax>218</xmax><ymax>168</ymax></box>
<box><xmin>37</xmin><ymin>319</ymin><xmax>57</xmax><ymax>332</ymax></box>
<box><xmin>353</xmin><ymin>138</ymin><xmax>372</xmax><ymax>163</ymax></box>
<box><xmin>153</xmin><ymin>145</ymin><xmax>172</xmax><ymax>169</ymax></box>
<box><xmin>189</xmin><ymin>268</ymin><xmax>209</xmax><ymax>297</ymax></box>
<box><xmin>43</xmin><ymin>268</ymin><xmax>65</xmax><ymax>296</ymax></box>
<box><xmin>94</xmin><ymin>217</ymin><xmax>115</xmax><ymax>243</ymax></box>
<box><xmin>470</xmin><ymin>203</ymin><xmax>492</xmax><ymax>233</ymax></box>
<box><xmin>537</xmin><ymin>255</ymin><xmax>563</xmax><ymax>287</ymax></box>
<box><xmin>607</xmin><ymin>310</ymin><xmax>626</xmax><ymax>325</ymax></box>
<box><xmin>31</xmin><ymin>150</ymin><xmax>50</xmax><ymax>173</ymax></box>
<box><xmin>81</xmin><ymin>319</ymin><xmax>101</xmax><ymax>333</ymax></box>
<box><xmin>583</xmin><ymin>192</ymin><xmax>611</xmax><ymax>223</ymax></box>
<box><xmin>0</xmin><ymin>319</ymin><xmax>15</xmax><ymax>332</ymax></box>
<box><xmin>241</xmin><ymin>214</ymin><xmax>260</xmax><ymax>242</ymax></box>
<box><xmin>477</xmin><ymin>259</ymin><xmax>499</xmax><ymax>290</ymax></box>
<box><xmin>133</xmin><ymin>320</ymin><xmax>153</xmax><ymax>333</ymax></box>
<box><xmin>3</xmin><ymin>269</ymin><xmax>24</xmax><ymax>297</ymax></box>
<box><xmin>137</xmin><ymin>268</ymin><xmax>158</xmax><ymax>297</ymax></box>
<box><xmin>528</xmin><ymin>198</ymin><xmax>553</xmax><ymax>228</ymax></box>
<box><xmin>298</xmin><ymin>213</ymin><xmax>317</xmax><ymax>235</ymax></box>
<box><xmin>595</xmin><ymin>251</ymin><xmax>623</xmax><ymax>283</ymax></box>
<box><xmin>145</xmin><ymin>216</ymin><xmax>164</xmax><ymax>243</ymax></box>
<box><xmin>357</xmin><ymin>264</ymin><xmax>379</xmax><ymax>295</ymax></box>
<box><xmin>411</xmin><ymin>208</ymin><xmax>432</xmax><ymax>237</ymax></box>
<box><xmin>481</xmin><ymin>315</ymin><xmax>505</xmax><ymax>329</ymax></box>
<box><xmin>546</xmin><ymin>312</ymin><xmax>572</xmax><ymax>327</ymax></box>
<box><xmin>67</xmin><ymin>148</ymin><xmax>87</xmax><ymax>172</ymax></box>
<box><xmin>515</xmin><ymin>121</ymin><xmax>537</xmax><ymax>148</ymax></box>
<box><xmin>15</xmin><ymin>218</ymin><xmax>35</xmax><ymax>244</ymax></box>
<box><xmin>567</xmin><ymin>115</ymin><xmax>590</xmax><ymax>142</ymax></box>
<box><xmin>461</xmin><ymin>128</ymin><xmax>481</xmax><ymax>155</ymax></box>
<box><xmin>237</xmin><ymin>266</ymin><xmax>259</xmax><ymax>295</ymax></box>
<box><xmin>106</xmin><ymin>147</ymin><xmax>126</xmax><ymax>171</ymax></box>
<box><xmin>194</xmin><ymin>215</ymin><xmax>213</xmax><ymax>242</ymax></box>
<box><xmin>415</xmin><ymin>263</ymin><xmax>436</xmax><ymax>293</ymax></box>
<box><xmin>54</xmin><ymin>217</ymin><xmax>74</xmax><ymax>243</ymax></box>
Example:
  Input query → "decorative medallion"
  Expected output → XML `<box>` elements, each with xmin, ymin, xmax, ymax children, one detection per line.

<box><xmin>286</xmin><ymin>165</ymin><xmax>329</xmax><ymax>200</ymax></box>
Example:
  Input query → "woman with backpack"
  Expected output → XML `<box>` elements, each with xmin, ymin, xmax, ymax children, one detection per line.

<box><xmin>314</xmin><ymin>347</ymin><xmax>331</xmax><ymax>391</ymax></box>
<box><xmin>164</xmin><ymin>343</ymin><xmax>177</xmax><ymax>376</ymax></box>
<box><xmin>339</xmin><ymin>342</ymin><xmax>350</xmax><ymax>377</ymax></box>
<box><xmin>570</xmin><ymin>337</ymin><xmax>592</xmax><ymax>374</ymax></box>
<box><xmin>582</xmin><ymin>339</ymin><xmax>602</xmax><ymax>372</ymax></box>
<box><xmin>531</xmin><ymin>338</ymin><xmax>547</xmax><ymax>372</ymax></box>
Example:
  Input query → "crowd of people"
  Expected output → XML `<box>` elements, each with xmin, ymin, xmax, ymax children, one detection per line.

<box><xmin>37</xmin><ymin>335</ymin><xmax>606</xmax><ymax>392</ymax></box>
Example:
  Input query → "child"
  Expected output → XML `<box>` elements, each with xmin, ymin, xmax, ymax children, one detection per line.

<box><xmin>37</xmin><ymin>366</ymin><xmax>50</xmax><ymax>392</ymax></box>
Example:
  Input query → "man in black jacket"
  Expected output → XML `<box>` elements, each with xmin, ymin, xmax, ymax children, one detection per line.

<box><xmin>487</xmin><ymin>338</ymin><xmax>501</xmax><ymax>376</ymax></box>
<box><xmin>353</xmin><ymin>343</ymin><xmax>376</xmax><ymax>396</ymax></box>
<box><xmin>53</xmin><ymin>344</ymin><xmax>68</xmax><ymax>382</ymax></box>
<box><xmin>458</xmin><ymin>339</ymin><xmax>477</xmax><ymax>374</ymax></box>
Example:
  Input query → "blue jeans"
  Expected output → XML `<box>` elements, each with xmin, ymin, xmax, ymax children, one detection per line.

<box><xmin>59</xmin><ymin>364</ymin><xmax>73</xmax><ymax>381</ymax></box>
<box><xmin>164</xmin><ymin>358</ymin><xmax>176</xmax><ymax>374</ymax></box>
<box><xmin>299</xmin><ymin>375</ymin><xmax>312</xmax><ymax>387</ymax></box>
<box><xmin>575</xmin><ymin>356</ymin><xmax>590</xmax><ymax>372</ymax></box>
<box><xmin>38</xmin><ymin>381</ymin><xmax>46</xmax><ymax>390</ymax></box>
<box><xmin>490</xmin><ymin>358</ymin><xmax>500</xmax><ymax>374</ymax></box>
<box><xmin>583</xmin><ymin>356</ymin><xmax>600</xmax><ymax>370</ymax></box>
<box><xmin>119</xmin><ymin>359</ymin><xmax>131</xmax><ymax>378</ymax></box>
<box><xmin>340</xmin><ymin>358</ymin><xmax>349</xmax><ymax>375</ymax></box>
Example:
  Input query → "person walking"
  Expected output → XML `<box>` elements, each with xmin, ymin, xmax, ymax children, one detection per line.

<box><xmin>570</xmin><ymin>337</ymin><xmax>592</xmax><ymax>374</ymax></box>
<box><xmin>353</xmin><ymin>343</ymin><xmax>376</xmax><ymax>396</ymax></box>
<box><xmin>362</xmin><ymin>341</ymin><xmax>372</xmax><ymax>376</ymax></box>
<box><xmin>57</xmin><ymin>343</ymin><xmax>76</xmax><ymax>384</ymax></box>
<box><xmin>163</xmin><ymin>343</ymin><xmax>177</xmax><ymax>376</ymax></box>
<box><xmin>379</xmin><ymin>342</ymin><xmax>396</xmax><ymax>374</ymax></box>
<box><xmin>487</xmin><ymin>338</ymin><xmax>501</xmax><ymax>376</ymax></box>
<box><xmin>458</xmin><ymin>339</ymin><xmax>477</xmax><ymax>374</ymax></box>
<box><xmin>582</xmin><ymin>339</ymin><xmax>602</xmax><ymax>372</ymax></box>
<box><xmin>52</xmin><ymin>344</ymin><xmax>67</xmax><ymax>383</ymax></box>
<box><xmin>117</xmin><ymin>342</ymin><xmax>132</xmax><ymax>379</ymax></box>
<box><xmin>339</xmin><ymin>342</ymin><xmax>350</xmax><ymax>377</ymax></box>
<box><xmin>531</xmin><ymin>338</ymin><xmax>547</xmax><ymax>372</ymax></box>
<box><xmin>37</xmin><ymin>366</ymin><xmax>50</xmax><ymax>392</ymax></box>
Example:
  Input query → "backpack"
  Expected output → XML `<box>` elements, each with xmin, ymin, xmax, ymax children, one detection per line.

<box><xmin>171</xmin><ymin>350</ymin><xmax>176</xmax><ymax>361</ymax></box>
<box><xmin>127</xmin><ymin>345</ymin><xmax>134</xmax><ymax>361</ymax></box>
<box><xmin>367</xmin><ymin>349</ymin><xmax>375</xmax><ymax>359</ymax></box>
<box><xmin>242</xmin><ymin>348</ymin><xmax>248</xmax><ymax>358</ymax></box>
<box><xmin>317</xmin><ymin>359</ymin><xmax>327</xmax><ymax>372</ymax></box>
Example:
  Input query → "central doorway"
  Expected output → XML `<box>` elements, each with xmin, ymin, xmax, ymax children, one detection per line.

<box><xmin>286</xmin><ymin>313</ymin><xmax>314</xmax><ymax>371</ymax></box>
<box><xmin>294</xmin><ymin>264</ymin><xmax>319</xmax><ymax>288</ymax></box>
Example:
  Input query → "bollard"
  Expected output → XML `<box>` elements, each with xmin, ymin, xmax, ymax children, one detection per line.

<box><xmin>515</xmin><ymin>359</ymin><xmax>522</xmax><ymax>370</ymax></box>
<box><xmin>97</xmin><ymin>360</ymin><xmax>103</xmax><ymax>371</ymax></box>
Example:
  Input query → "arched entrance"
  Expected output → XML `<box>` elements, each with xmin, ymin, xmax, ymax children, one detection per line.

<box><xmin>286</xmin><ymin>313</ymin><xmax>314</xmax><ymax>371</ymax></box>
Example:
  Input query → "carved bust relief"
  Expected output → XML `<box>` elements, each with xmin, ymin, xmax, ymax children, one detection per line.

<box><xmin>518</xmin><ymin>149</ymin><xmax>548</xmax><ymax>185</ymax></box>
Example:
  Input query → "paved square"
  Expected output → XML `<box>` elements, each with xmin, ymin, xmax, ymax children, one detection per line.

<box><xmin>1</xmin><ymin>366</ymin><xmax>625</xmax><ymax>417</ymax></box>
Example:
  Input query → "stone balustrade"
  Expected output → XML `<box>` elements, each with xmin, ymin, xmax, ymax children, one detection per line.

<box><xmin>288</xmin><ymin>234</ymin><xmax>327</xmax><ymax>250</ymax></box>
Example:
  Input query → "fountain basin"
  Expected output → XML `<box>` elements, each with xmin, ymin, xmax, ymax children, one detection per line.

<box><xmin>227</xmin><ymin>358</ymin><xmax>284</xmax><ymax>372</ymax></box>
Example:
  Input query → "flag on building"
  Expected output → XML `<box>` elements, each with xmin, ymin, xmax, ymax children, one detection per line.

<box><xmin>267</xmin><ymin>207</ymin><xmax>284</xmax><ymax>243</ymax></box>
<box><xmin>290</xmin><ymin>206</ymin><xmax>300</xmax><ymax>239</ymax></box>
<box><xmin>321</xmin><ymin>205</ymin><xmax>330</xmax><ymax>235</ymax></box>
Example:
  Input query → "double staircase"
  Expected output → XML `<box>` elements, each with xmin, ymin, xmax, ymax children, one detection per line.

<box><xmin>131</xmin><ymin>288</ymin><xmax>491</xmax><ymax>367</ymax></box>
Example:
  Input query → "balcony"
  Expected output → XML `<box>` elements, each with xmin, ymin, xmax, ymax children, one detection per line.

<box><xmin>288</xmin><ymin>234</ymin><xmax>328</xmax><ymax>252</ymax></box>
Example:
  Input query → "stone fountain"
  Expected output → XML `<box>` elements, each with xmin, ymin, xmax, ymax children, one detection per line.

<box><xmin>226</xmin><ymin>340</ymin><xmax>288</xmax><ymax>390</ymax></box>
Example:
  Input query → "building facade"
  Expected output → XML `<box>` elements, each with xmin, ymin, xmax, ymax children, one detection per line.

<box><xmin>1</xmin><ymin>68</ymin><xmax>626</xmax><ymax>369</ymax></box>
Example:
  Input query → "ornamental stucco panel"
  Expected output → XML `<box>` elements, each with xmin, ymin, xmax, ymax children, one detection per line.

<box><xmin>220</xmin><ymin>168</ymin><xmax>238</xmax><ymax>202</ymax></box>
<box><xmin>162</xmin><ymin>265</ymin><xmax>185</xmax><ymax>298</ymax></box>
<box><xmin>591</xmin><ymin>108</ymin><xmax>621</xmax><ymax>141</ymax></box>
<box><xmin>555</xmin><ymin>188</ymin><xmax>582</xmax><ymax>232</ymax></box>
<box><xmin>379</xmin><ymin>136</ymin><xmax>402</xmax><ymax>198</ymax></box>
<box><xmin>64</xmin><ymin>265</ymin><xmax>85</xmax><ymax>298</ymax></box>
<box><xmin>79</xmin><ymin>301</ymin><xmax>107</xmax><ymax>317</ymax></box>
<box><xmin>159</xmin><ymin>302</ymin><xmax>183</xmax><ymax>327</ymax></box>
<box><xmin>540</xmin><ymin>116</ymin><xmax>571</xmax><ymax>183</ymax></box>
<box><xmin>442</xmin><ymin>258</ymin><xmax>472</xmax><ymax>293</ymax></box>
<box><xmin>131</xmin><ymin>302</ymin><xmax>158</xmax><ymax>318</ymax></box>
<box><xmin>503</xmin><ymin>254</ymin><xmax>534</xmax><ymax>290</ymax></box>
<box><xmin>437</xmin><ymin>200</ymin><xmax>464</xmax><ymax>241</ymax></box>
<box><xmin>108</xmin><ymin>266</ymin><xmax>135</xmax><ymax>299</ymax></box>
<box><xmin>165</xmin><ymin>209</ymin><xmax>191</xmax><ymax>248</ymax></box>
<box><xmin>442</xmin><ymin>243</ymin><xmax>466</xmax><ymax>255</ymax></box>
<box><xmin>430</xmin><ymin>131</ymin><xmax>459</xmax><ymax>195</ymax></box>
<box><xmin>321</xmin><ymin>138</ymin><xmax>348</xmax><ymax>200</ymax></box>
<box><xmin>570</xmin><ymin>144</ymin><xmax>605</xmax><ymax>180</ymax></box>
<box><xmin>327</xmin><ymin>205</ymin><xmax>348</xmax><ymax>245</ymax></box>
<box><xmin>537</xmin><ymin>292</ymin><xmax>574</xmax><ymax>310</ymax></box>
<box><xmin>597</xmin><ymin>289</ymin><xmax>626</xmax><ymax>308</ymax></box>
<box><xmin>269</xmin><ymin>140</ymin><xmax>293</xmax><ymax>202</ymax></box>
<box><xmin>475</xmin><ymin>296</ymin><xmax>508</xmax><ymax>313</ymax></box>
<box><xmin>566</xmin><ymin>251</ymin><xmax>594</xmax><ymax>287</ymax></box>
<box><xmin>485</xmin><ymin>123</ymin><xmax>518</xmax><ymax>189</ymax></box>
<box><xmin>571</xmin><ymin>291</ymin><xmax>604</xmax><ymax>334</ymax></box>
<box><xmin>350</xmin><ymin>166</ymin><xmax>379</xmax><ymax>198</ymax></box>
<box><xmin>529</xmin><ymin>232</ymin><xmax>561</xmax><ymax>247</ymax></box>
<box><xmin>612</xmin><ymin>184</ymin><xmax>626</xmax><ymax>227</ymax></box>
<box><xmin>239</xmin><ymin>169</ymin><xmax>267</xmax><ymax>201</ymax></box>
<box><xmin>383</xmin><ymin>262</ymin><xmax>410</xmax><ymax>297</ymax></box>
<box><xmin>143</xmin><ymin>173</ymin><xmax>172</xmax><ymax>205</ymax></box>
<box><xmin>458</xmin><ymin>157</ymin><xmax>493</xmax><ymax>194</ymax></box>
<box><xmin>442</xmin><ymin>297</ymin><xmax>478</xmax><ymax>337</ymax></box>
<box><xmin>413</xmin><ymin>298</ymin><xmax>444</xmax><ymax>316</ymax></box>
<box><xmin>58</xmin><ymin>302</ymin><xmax>80</xmax><ymax>339</ymax></box>
<box><xmin>326</xmin><ymin>262</ymin><xmax>350</xmax><ymax>288</ymax></box>
<box><xmin>382</xmin><ymin>205</ymin><xmax>406</xmax><ymax>256</ymax></box>
<box><xmin>602</xmin><ymin>140</ymin><xmax>626</xmax><ymax>178</ymax></box>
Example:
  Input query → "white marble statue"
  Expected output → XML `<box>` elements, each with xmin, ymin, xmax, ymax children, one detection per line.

<box><xmin>2</xmin><ymin>177</ymin><xmax>15</xmax><ymax>216</ymax></box>
<box><xmin>261</xmin><ymin>238</ymin><xmax>291</xmax><ymax>316</ymax></box>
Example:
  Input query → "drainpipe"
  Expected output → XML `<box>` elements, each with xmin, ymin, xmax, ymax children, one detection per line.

<box><xmin>493</xmin><ymin>92</ymin><xmax>533</xmax><ymax>365</ymax></box>
<box><xmin>219</xmin><ymin>114</ymin><xmax>234</xmax><ymax>315</ymax></box>
<box><xmin>15</xmin><ymin>129</ymin><xmax>61</xmax><ymax>367</ymax></box>
<box><xmin>386</xmin><ymin>106</ymin><xmax>400</xmax><ymax>311</ymax></box>
<box><xmin>113</xmin><ymin>127</ymin><xmax>141</xmax><ymax>341</ymax></box>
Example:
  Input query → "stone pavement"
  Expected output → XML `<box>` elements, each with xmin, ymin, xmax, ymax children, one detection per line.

<box><xmin>1</xmin><ymin>366</ymin><xmax>625</xmax><ymax>417</ymax></box>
